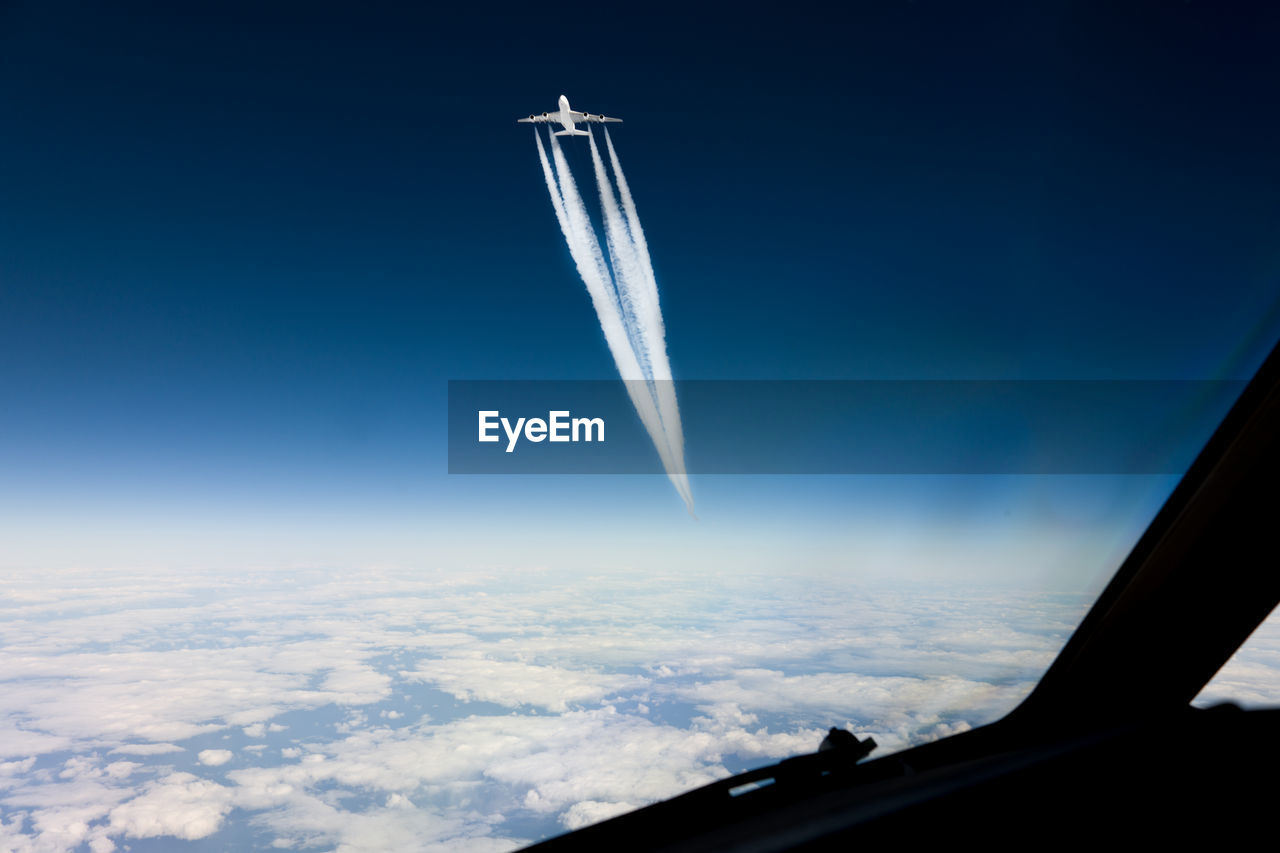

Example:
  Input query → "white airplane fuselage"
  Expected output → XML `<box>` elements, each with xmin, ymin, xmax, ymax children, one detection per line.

<box><xmin>557</xmin><ymin>95</ymin><xmax>573</xmax><ymax>132</ymax></box>
<box><xmin>555</xmin><ymin>95</ymin><xmax>589</xmax><ymax>137</ymax></box>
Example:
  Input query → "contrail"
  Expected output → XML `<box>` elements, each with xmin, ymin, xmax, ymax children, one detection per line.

<box><xmin>533</xmin><ymin>129</ymin><xmax>638</xmax><ymax>381</ymax></box>
<box><xmin>604</xmin><ymin>128</ymin><xmax>664</xmax><ymax>359</ymax></box>
<box><xmin>601</xmin><ymin>129</ymin><xmax>690</xmax><ymax>508</ymax></box>
<box><xmin>588</xmin><ymin>131</ymin><xmax>691</xmax><ymax>510</ymax></box>
<box><xmin>533</xmin><ymin>128</ymin><xmax>693</xmax><ymax>514</ymax></box>
<box><xmin>587</xmin><ymin>132</ymin><xmax>651</xmax><ymax>377</ymax></box>
<box><xmin>545</xmin><ymin>128</ymin><xmax>691</xmax><ymax>512</ymax></box>
<box><xmin>534</xmin><ymin>130</ymin><xmax>676</xmax><ymax>484</ymax></box>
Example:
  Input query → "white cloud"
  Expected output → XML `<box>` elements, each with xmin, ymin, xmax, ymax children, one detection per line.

<box><xmin>107</xmin><ymin>772</ymin><xmax>234</xmax><ymax>840</ymax></box>
<box><xmin>668</xmin><ymin>668</ymin><xmax>1026</xmax><ymax>752</ymax></box>
<box><xmin>102</xmin><ymin>762</ymin><xmax>139</xmax><ymax>780</ymax></box>
<box><xmin>560</xmin><ymin>799</ymin><xmax>636</xmax><ymax>830</ymax></box>
<box><xmin>196</xmin><ymin>749</ymin><xmax>233</xmax><ymax>767</ymax></box>
<box><xmin>10</xmin><ymin>564</ymin><xmax>1260</xmax><ymax>853</ymax></box>
<box><xmin>0</xmin><ymin>725</ymin><xmax>73</xmax><ymax>759</ymax></box>
<box><xmin>403</xmin><ymin>656</ymin><xmax>645</xmax><ymax>712</ymax></box>
<box><xmin>0</xmin><ymin>757</ymin><xmax>36</xmax><ymax>780</ymax></box>
<box><xmin>0</xmin><ymin>755</ymin><xmax>137</xmax><ymax>852</ymax></box>
<box><xmin>219</xmin><ymin>706</ymin><xmax>808</xmax><ymax>849</ymax></box>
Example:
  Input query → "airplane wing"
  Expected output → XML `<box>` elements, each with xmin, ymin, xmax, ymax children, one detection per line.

<box><xmin>516</xmin><ymin>110</ymin><xmax>621</xmax><ymax>124</ymax></box>
<box><xmin>517</xmin><ymin>112</ymin><xmax>565</xmax><ymax>124</ymax></box>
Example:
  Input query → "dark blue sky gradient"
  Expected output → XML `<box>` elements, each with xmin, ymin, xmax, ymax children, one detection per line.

<box><xmin>2</xmin><ymin>1</ymin><xmax>1278</xmax><ymax>566</ymax></box>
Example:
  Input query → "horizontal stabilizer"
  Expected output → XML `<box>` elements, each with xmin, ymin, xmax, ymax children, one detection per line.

<box><xmin>553</xmin><ymin>129</ymin><xmax>590</xmax><ymax>137</ymax></box>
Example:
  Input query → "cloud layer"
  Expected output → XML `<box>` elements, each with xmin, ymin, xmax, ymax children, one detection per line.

<box><xmin>4</xmin><ymin>565</ymin><xmax>1251</xmax><ymax>851</ymax></box>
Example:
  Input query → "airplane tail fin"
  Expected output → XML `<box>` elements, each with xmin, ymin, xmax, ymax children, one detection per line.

<box><xmin>553</xmin><ymin>129</ymin><xmax>590</xmax><ymax>137</ymax></box>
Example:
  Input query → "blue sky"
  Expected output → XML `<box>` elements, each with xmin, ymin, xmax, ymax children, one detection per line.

<box><xmin>2</xmin><ymin>1</ymin><xmax>1279</xmax><ymax>575</ymax></box>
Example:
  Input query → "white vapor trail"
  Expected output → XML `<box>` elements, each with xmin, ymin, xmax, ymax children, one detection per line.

<box><xmin>534</xmin><ymin>128</ymin><xmax>693</xmax><ymax>514</ymax></box>
<box><xmin>602</xmin><ymin>129</ymin><xmax>690</xmax><ymax>504</ymax></box>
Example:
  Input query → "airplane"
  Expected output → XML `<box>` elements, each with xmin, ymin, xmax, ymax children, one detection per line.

<box><xmin>518</xmin><ymin>94</ymin><xmax>622</xmax><ymax>137</ymax></box>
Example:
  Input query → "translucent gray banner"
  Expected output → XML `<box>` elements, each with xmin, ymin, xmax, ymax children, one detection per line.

<box><xmin>447</xmin><ymin>380</ymin><xmax>1244</xmax><ymax>474</ymax></box>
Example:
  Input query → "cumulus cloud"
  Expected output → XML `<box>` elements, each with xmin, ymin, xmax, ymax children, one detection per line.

<box><xmin>0</xmin><ymin>757</ymin><xmax>36</xmax><ymax>781</ymax></box>
<box><xmin>196</xmin><ymin>750</ymin><xmax>233</xmax><ymax>767</ymax></box>
<box><xmin>670</xmin><ymin>670</ymin><xmax>1024</xmax><ymax>753</ymax></box>
<box><xmin>107</xmin><ymin>772</ymin><xmax>234</xmax><ymax>840</ymax></box>
<box><xmin>560</xmin><ymin>799</ymin><xmax>637</xmax><ymax>830</ymax></box>
<box><xmin>9</xmin><ymin>564</ymin><xmax>1260</xmax><ymax>852</ymax></box>
<box><xmin>0</xmin><ymin>725</ymin><xmax>73</xmax><ymax>759</ymax></box>
<box><xmin>0</xmin><ymin>755</ymin><xmax>140</xmax><ymax>852</ymax></box>
<box><xmin>219</xmin><ymin>705</ymin><xmax>811</xmax><ymax>850</ymax></box>
<box><xmin>403</xmin><ymin>656</ymin><xmax>645</xmax><ymax>712</ymax></box>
